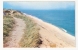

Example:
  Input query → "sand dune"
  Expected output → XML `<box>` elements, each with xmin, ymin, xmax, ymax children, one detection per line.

<box><xmin>26</xmin><ymin>14</ymin><xmax>75</xmax><ymax>48</ymax></box>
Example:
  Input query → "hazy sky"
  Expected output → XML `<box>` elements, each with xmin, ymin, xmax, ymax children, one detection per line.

<box><xmin>3</xmin><ymin>1</ymin><xmax>75</xmax><ymax>10</ymax></box>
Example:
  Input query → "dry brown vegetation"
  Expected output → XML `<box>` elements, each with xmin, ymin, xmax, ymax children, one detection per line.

<box><xmin>3</xmin><ymin>15</ymin><xmax>15</xmax><ymax>44</ymax></box>
<box><xmin>14</xmin><ymin>14</ymin><xmax>42</xmax><ymax>47</ymax></box>
<box><xmin>49</xmin><ymin>43</ymin><xmax>56</xmax><ymax>47</ymax></box>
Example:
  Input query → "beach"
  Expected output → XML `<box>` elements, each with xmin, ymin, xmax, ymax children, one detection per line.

<box><xmin>25</xmin><ymin>14</ymin><xmax>75</xmax><ymax>48</ymax></box>
<box><xmin>3</xmin><ymin>9</ymin><xmax>75</xmax><ymax>48</ymax></box>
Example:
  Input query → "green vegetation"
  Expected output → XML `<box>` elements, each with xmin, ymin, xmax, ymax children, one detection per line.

<box><xmin>3</xmin><ymin>15</ymin><xmax>15</xmax><ymax>44</ymax></box>
<box><xmin>14</xmin><ymin>14</ymin><xmax>41</xmax><ymax>47</ymax></box>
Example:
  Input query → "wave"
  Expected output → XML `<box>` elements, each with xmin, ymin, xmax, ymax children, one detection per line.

<box><xmin>61</xmin><ymin>28</ymin><xmax>67</xmax><ymax>33</ymax></box>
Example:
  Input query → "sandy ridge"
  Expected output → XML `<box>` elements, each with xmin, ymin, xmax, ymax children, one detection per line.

<box><xmin>26</xmin><ymin>14</ymin><xmax>75</xmax><ymax>48</ymax></box>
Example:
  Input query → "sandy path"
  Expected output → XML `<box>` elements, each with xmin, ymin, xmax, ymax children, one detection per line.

<box><xmin>27</xmin><ymin>15</ymin><xmax>75</xmax><ymax>48</ymax></box>
<box><xmin>5</xmin><ymin>17</ymin><xmax>25</xmax><ymax>48</ymax></box>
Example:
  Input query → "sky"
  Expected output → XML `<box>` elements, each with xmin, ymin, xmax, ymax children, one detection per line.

<box><xmin>3</xmin><ymin>1</ymin><xmax>75</xmax><ymax>10</ymax></box>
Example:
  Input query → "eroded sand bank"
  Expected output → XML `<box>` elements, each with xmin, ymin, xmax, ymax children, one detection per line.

<box><xmin>25</xmin><ymin>14</ymin><xmax>75</xmax><ymax>48</ymax></box>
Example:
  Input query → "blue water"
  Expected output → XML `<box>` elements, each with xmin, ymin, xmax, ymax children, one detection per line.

<box><xmin>20</xmin><ymin>10</ymin><xmax>75</xmax><ymax>36</ymax></box>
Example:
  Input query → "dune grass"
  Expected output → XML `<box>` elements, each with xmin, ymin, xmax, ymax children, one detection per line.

<box><xmin>3</xmin><ymin>15</ymin><xmax>15</xmax><ymax>44</ymax></box>
<box><xmin>14</xmin><ymin>14</ymin><xmax>41</xmax><ymax>47</ymax></box>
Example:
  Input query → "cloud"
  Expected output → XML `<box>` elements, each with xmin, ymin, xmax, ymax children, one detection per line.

<box><xmin>4</xmin><ymin>1</ymin><xmax>75</xmax><ymax>10</ymax></box>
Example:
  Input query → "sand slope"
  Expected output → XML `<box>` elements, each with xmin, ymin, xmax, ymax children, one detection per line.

<box><xmin>26</xmin><ymin>15</ymin><xmax>75</xmax><ymax>48</ymax></box>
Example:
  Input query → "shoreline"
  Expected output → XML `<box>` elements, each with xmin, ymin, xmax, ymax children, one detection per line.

<box><xmin>23</xmin><ymin>13</ymin><xmax>75</xmax><ymax>47</ymax></box>
<box><xmin>23</xmin><ymin>13</ymin><xmax>75</xmax><ymax>38</ymax></box>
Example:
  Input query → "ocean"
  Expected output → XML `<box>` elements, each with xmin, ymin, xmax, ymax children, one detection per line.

<box><xmin>20</xmin><ymin>10</ymin><xmax>75</xmax><ymax>36</ymax></box>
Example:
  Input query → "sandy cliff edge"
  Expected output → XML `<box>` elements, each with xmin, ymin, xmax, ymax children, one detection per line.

<box><xmin>23</xmin><ymin>13</ymin><xmax>75</xmax><ymax>47</ymax></box>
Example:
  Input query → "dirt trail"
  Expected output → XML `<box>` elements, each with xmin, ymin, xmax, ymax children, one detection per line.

<box><xmin>5</xmin><ymin>17</ymin><xmax>26</xmax><ymax>48</ymax></box>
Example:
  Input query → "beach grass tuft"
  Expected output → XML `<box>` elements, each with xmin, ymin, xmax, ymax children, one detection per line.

<box><xmin>3</xmin><ymin>15</ymin><xmax>15</xmax><ymax>45</ymax></box>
